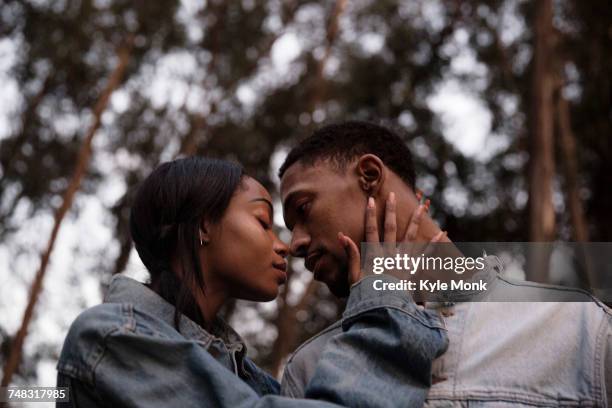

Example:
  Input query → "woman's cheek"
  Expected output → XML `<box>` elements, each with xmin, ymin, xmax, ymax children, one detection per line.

<box><xmin>241</xmin><ymin>221</ymin><xmax>272</xmax><ymax>261</ymax></box>
<box><xmin>224</xmin><ymin>217</ymin><xmax>274</xmax><ymax>270</ymax></box>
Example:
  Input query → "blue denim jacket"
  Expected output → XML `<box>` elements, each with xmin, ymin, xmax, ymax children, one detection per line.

<box><xmin>56</xmin><ymin>274</ymin><xmax>448</xmax><ymax>407</ymax></box>
<box><xmin>281</xmin><ymin>256</ymin><xmax>612</xmax><ymax>407</ymax></box>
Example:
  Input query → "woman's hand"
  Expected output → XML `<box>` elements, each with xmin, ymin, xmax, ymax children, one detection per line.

<box><xmin>338</xmin><ymin>192</ymin><xmax>446</xmax><ymax>286</ymax></box>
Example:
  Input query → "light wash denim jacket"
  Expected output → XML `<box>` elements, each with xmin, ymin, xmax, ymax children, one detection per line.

<box><xmin>56</xmin><ymin>273</ymin><xmax>448</xmax><ymax>407</ymax></box>
<box><xmin>281</xmin><ymin>257</ymin><xmax>612</xmax><ymax>407</ymax></box>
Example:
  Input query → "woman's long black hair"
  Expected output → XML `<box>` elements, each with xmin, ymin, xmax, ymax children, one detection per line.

<box><xmin>129</xmin><ymin>157</ymin><xmax>244</xmax><ymax>329</ymax></box>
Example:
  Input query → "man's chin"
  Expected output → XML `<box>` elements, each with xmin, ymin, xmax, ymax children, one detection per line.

<box><xmin>318</xmin><ymin>268</ymin><xmax>350</xmax><ymax>298</ymax></box>
<box><xmin>326</xmin><ymin>280</ymin><xmax>350</xmax><ymax>298</ymax></box>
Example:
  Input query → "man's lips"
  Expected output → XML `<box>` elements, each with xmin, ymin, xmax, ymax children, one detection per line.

<box><xmin>312</xmin><ymin>259</ymin><xmax>326</xmax><ymax>281</ymax></box>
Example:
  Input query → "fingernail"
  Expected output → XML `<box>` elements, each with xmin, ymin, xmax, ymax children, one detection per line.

<box><xmin>416</xmin><ymin>189</ymin><xmax>423</xmax><ymax>200</ymax></box>
<box><xmin>368</xmin><ymin>197</ymin><xmax>375</xmax><ymax>208</ymax></box>
<box><xmin>389</xmin><ymin>192</ymin><xmax>395</xmax><ymax>202</ymax></box>
<box><xmin>425</xmin><ymin>199</ymin><xmax>431</xmax><ymax>211</ymax></box>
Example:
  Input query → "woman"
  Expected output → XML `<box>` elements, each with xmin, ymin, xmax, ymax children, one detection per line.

<box><xmin>56</xmin><ymin>157</ymin><xmax>447</xmax><ymax>407</ymax></box>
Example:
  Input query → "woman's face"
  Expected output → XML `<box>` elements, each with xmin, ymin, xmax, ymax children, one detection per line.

<box><xmin>202</xmin><ymin>177</ymin><xmax>289</xmax><ymax>302</ymax></box>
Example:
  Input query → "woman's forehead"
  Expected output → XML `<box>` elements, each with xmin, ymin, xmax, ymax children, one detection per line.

<box><xmin>237</xmin><ymin>177</ymin><xmax>272</xmax><ymax>202</ymax></box>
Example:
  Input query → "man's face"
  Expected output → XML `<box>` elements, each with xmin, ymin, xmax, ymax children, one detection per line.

<box><xmin>280</xmin><ymin>160</ymin><xmax>366</xmax><ymax>297</ymax></box>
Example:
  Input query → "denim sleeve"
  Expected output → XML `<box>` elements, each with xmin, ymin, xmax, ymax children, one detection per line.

<box><xmin>56</xmin><ymin>373</ymin><xmax>101</xmax><ymax>407</ymax></box>
<box><xmin>90</xmin><ymin>331</ymin><xmax>342</xmax><ymax>408</ymax></box>
<box><xmin>304</xmin><ymin>275</ymin><xmax>448</xmax><ymax>407</ymax></box>
<box><xmin>62</xmin><ymin>274</ymin><xmax>446</xmax><ymax>407</ymax></box>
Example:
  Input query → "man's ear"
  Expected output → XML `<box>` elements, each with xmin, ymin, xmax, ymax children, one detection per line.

<box><xmin>355</xmin><ymin>154</ymin><xmax>385</xmax><ymax>196</ymax></box>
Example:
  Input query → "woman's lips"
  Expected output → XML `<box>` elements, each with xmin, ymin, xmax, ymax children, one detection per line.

<box><xmin>273</xmin><ymin>262</ymin><xmax>288</xmax><ymax>284</ymax></box>
<box><xmin>276</xmin><ymin>270</ymin><xmax>287</xmax><ymax>284</ymax></box>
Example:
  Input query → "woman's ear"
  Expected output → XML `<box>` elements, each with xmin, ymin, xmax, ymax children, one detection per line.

<box><xmin>199</xmin><ymin>220</ymin><xmax>212</xmax><ymax>246</ymax></box>
<box><xmin>355</xmin><ymin>154</ymin><xmax>385</xmax><ymax>196</ymax></box>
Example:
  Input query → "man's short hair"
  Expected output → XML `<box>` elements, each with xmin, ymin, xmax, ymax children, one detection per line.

<box><xmin>278</xmin><ymin>120</ymin><xmax>416</xmax><ymax>189</ymax></box>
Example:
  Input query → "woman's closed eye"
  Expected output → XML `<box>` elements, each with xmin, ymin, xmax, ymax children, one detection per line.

<box><xmin>258</xmin><ymin>216</ymin><xmax>272</xmax><ymax>230</ymax></box>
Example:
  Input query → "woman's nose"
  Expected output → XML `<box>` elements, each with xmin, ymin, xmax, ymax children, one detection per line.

<box><xmin>274</xmin><ymin>237</ymin><xmax>290</xmax><ymax>258</ymax></box>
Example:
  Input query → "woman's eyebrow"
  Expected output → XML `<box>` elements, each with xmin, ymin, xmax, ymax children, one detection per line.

<box><xmin>249</xmin><ymin>198</ymin><xmax>274</xmax><ymax>215</ymax></box>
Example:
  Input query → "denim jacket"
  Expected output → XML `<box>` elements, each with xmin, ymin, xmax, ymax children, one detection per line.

<box><xmin>56</xmin><ymin>273</ymin><xmax>448</xmax><ymax>407</ymax></box>
<box><xmin>281</xmin><ymin>257</ymin><xmax>612</xmax><ymax>407</ymax></box>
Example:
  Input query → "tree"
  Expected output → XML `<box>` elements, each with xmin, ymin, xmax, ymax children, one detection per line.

<box><xmin>527</xmin><ymin>0</ymin><xmax>556</xmax><ymax>282</ymax></box>
<box><xmin>1</xmin><ymin>35</ymin><xmax>134</xmax><ymax>388</ymax></box>
<box><xmin>1</xmin><ymin>0</ymin><xmax>610</xmax><ymax>384</ymax></box>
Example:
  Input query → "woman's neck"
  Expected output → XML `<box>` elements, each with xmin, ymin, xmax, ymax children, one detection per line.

<box><xmin>195</xmin><ymin>286</ymin><xmax>228</xmax><ymax>330</ymax></box>
<box><xmin>168</xmin><ymin>255</ymin><xmax>229</xmax><ymax>331</ymax></box>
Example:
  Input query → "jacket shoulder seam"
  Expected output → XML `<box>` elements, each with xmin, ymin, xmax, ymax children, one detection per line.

<box><xmin>284</xmin><ymin>320</ymin><xmax>342</xmax><ymax>365</ymax></box>
<box><xmin>497</xmin><ymin>275</ymin><xmax>612</xmax><ymax>313</ymax></box>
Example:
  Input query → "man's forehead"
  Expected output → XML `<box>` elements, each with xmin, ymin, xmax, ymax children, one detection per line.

<box><xmin>280</xmin><ymin>161</ymin><xmax>337</xmax><ymax>199</ymax></box>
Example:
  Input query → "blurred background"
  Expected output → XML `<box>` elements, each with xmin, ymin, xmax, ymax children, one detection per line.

<box><xmin>0</xmin><ymin>0</ymin><xmax>610</xmax><ymax>395</ymax></box>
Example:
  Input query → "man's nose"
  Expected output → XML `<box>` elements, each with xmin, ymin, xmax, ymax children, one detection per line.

<box><xmin>290</xmin><ymin>226</ymin><xmax>310</xmax><ymax>258</ymax></box>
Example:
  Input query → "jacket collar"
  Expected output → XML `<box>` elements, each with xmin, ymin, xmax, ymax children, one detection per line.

<box><xmin>104</xmin><ymin>274</ymin><xmax>246</xmax><ymax>350</ymax></box>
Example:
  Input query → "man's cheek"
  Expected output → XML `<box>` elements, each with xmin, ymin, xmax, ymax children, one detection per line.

<box><xmin>330</xmin><ymin>243</ymin><xmax>349</xmax><ymax>268</ymax></box>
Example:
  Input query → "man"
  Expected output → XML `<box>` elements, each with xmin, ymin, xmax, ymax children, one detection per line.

<box><xmin>278</xmin><ymin>121</ymin><xmax>611</xmax><ymax>407</ymax></box>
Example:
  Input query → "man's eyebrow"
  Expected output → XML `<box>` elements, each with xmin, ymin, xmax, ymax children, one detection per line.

<box><xmin>282</xmin><ymin>190</ymin><xmax>314</xmax><ymax>229</ymax></box>
<box><xmin>282</xmin><ymin>191</ymin><xmax>300</xmax><ymax>217</ymax></box>
<box><xmin>281</xmin><ymin>192</ymin><xmax>302</xmax><ymax>230</ymax></box>
<box><xmin>249</xmin><ymin>198</ymin><xmax>274</xmax><ymax>215</ymax></box>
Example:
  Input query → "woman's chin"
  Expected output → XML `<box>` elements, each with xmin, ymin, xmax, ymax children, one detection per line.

<box><xmin>260</xmin><ymin>285</ymin><xmax>280</xmax><ymax>301</ymax></box>
<box><xmin>242</xmin><ymin>285</ymin><xmax>280</xmax><ymax>302</ymax></box>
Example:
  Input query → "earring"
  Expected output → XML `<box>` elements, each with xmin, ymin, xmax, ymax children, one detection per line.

<box><xmin>199</xmin><ymin>230</ymin><xmax>205</xmax><ymax>247</ymax></box>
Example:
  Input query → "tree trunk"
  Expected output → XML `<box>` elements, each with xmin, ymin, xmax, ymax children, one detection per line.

<box><xmin>269</xmin><ymin>277</ymin><xmax>319</xmax><ymax>378</ymax></box>
<box><xmin>527</xmin><ymin>0</ymin><xmax>556</xmax><ymax>282</ymax></box>
<box><xmin>556</xmin><ymin>88</ymin><xmax>592</xmax><ymax>287</ymax></box>
<box><xmin>308</xmin><ymin>0</ymin><xmax>347</xmax><ymax>113</ymax></box>
<box><xmin>268</xmin><ymin>265</ymin><xmax>296</xmax><ymax>377</ymax></box>
<box><xmin>0</xmin><ymin>36</ymin><xmax>134</xmax><ymax>388</ymax></box>
<box><xmin>557</xmin><ymin>94</ymin><xmax>588</xmax><ymax>243</ymax></box>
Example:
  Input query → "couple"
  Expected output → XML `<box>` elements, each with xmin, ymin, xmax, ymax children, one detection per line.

<box><xmin>57</xmin><ymin>121</ymin><xmax>611</xmax><ymax>407</ymax></box>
